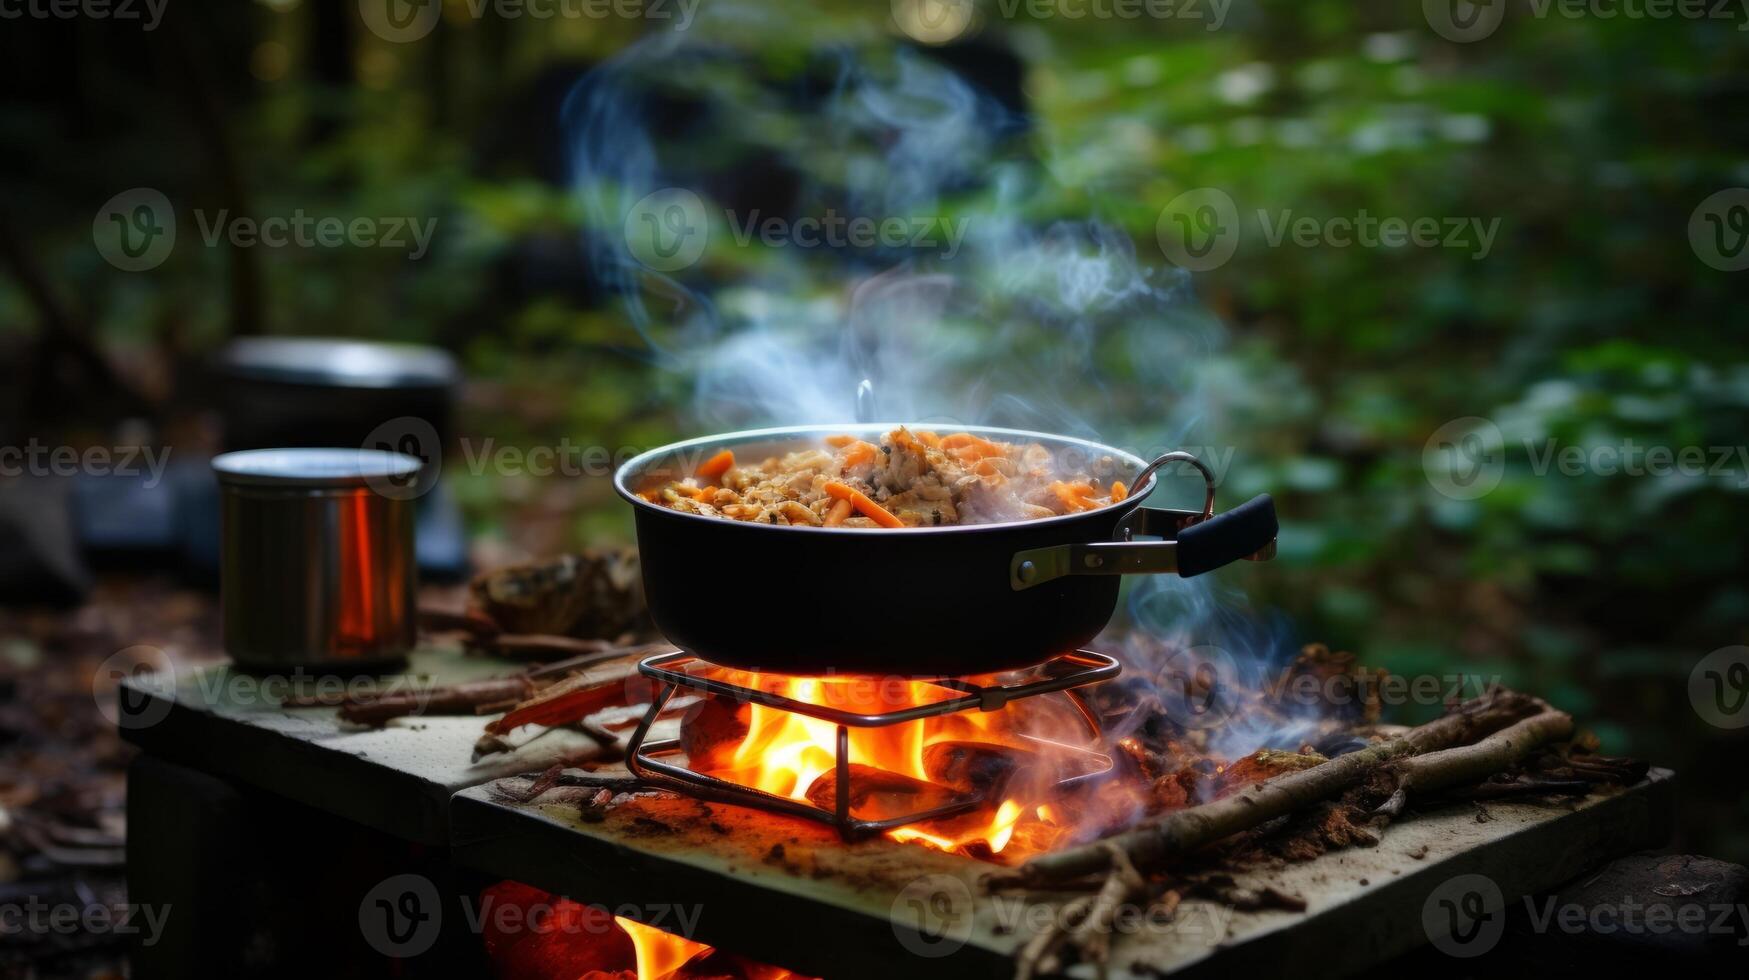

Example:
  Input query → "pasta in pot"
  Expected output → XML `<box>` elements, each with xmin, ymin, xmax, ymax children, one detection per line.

<box><xmin>640</xmin><ymin>427</ymin><xmax>1131</xmax><ymax>528</ymax></box>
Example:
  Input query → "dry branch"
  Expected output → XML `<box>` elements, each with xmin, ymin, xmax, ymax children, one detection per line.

<box><xmin>333</xmin><ymin>677</ymin><xmax>535</xmax><ymax>726</ymax></box>
<box><xmin>1375</xmin><ymin>701</ymin><xmax>1573</xmax><ymax>818</ymax></box>
<box><xmin>1014</xmin><ymin>691</ymin><xmax>1540</xmax><ymax>884</ymax></box>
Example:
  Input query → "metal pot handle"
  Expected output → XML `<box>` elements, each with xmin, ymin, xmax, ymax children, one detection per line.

<box><xmin>1009</xmin><ymin>451</ymin><xmax>1278</xmax><ymax>590</ymax></box>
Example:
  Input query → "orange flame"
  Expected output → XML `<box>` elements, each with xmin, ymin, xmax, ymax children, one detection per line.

<box><xmin>613</xmin><ymin>916</ymin><xmax>813</xmax><ymax>980</ymax></box>
<box><xmin>691</xmin><ymin>671</ymin><xmax>1092</xmax><ymax>859</ymax></box>
<box><xmin>615</xmin><ymin>916</ymin><xmax>710</xmax><ymax>980</ymax></box>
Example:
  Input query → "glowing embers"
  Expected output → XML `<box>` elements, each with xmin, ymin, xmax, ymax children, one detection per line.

<box><xmin>477</xmin><ymin>881</ymin><xmax>812</xmax><ymax>980</ymax></box>
<box><xmin>623</xmin><ymin>650</ymin><xmax>1118</xmax><ymax>860</ymax></box>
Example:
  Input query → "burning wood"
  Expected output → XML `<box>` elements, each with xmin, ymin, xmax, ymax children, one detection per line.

<box><xmin>476</xmin><ymin>880</ymin><xmax>815</xmax><ymax>980</ymax></box>
<box><xmin>1009</xmin><ymin>689</ymin><xmax>1553</xmax><ymax>885</ymax></box>
<box><xmin>801</xmin><ymin>765</ymin><xmax>958</xmax><ymax>817</ymax></box>
<box><xmin>986</xmin><ymin>687</ymin><xmax>1649</xmax><ymax>980</ymax></box>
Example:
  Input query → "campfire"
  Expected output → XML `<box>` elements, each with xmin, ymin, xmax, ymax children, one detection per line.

<box><xmin>666</xmin><ymin>657</ymin><xmax>1117</xmax><ymax>860</ymax></box>
<box><xmin>477</xmin><ymin>881</ymin><xmax>815</xmax><ymax>980</ymax></box>
<box><xmin>312</xmin><ymin>552</ymin><xmax>1650</xmax><ymax>978</ymax></box>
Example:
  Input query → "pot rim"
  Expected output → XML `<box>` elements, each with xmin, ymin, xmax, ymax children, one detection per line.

<box><xmin>613</xmin><ymin>422</ymin><xmax>1157</xmax><ymax>536</ymax></box>
<box><xmin>212</xmin><ymin>447</ymin><xmax>424</xmax><ymax>489</ymax></box>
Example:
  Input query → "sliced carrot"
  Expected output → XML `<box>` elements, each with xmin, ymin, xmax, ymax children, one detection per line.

<box><xmin>696</xmin><ymin>449</ymin><xmax>735</xmax><ymax>481</ymax></box>
<box><xmin>1110</xmin><ymin>481</ymin><xmax>1128</xmax><ymax>502</ymax></box>
<box><xmin>973</xmin><ymin>457</ymin><xmax>1009</xmax><ymax>477</ymax></box>
<box><xmin>943</xmin><ymin>433</ymin><xmax>1007</xmax><ymax>461</ymax></box>
<box><xmin>822</xmin><ymin>481</ymin><xmax>905</xmax><ymax>528</ymax></box>
<box><xmin>823</xmin><ymin>498</ymin><xmax>854</xmax><ymax>527</ymax></box>
<box><xmin>839</xmin><ymin>440</ymin><xmax>881</xmax><ymax>469</ymax></box>
<box><xmin>1050</xmin><ymin>481</ymin><xmax>1098</xmax><ymax>512</ymax></box>
<box><xmin>825</xmin><ymin>434</ymin><xmax>857</xmax><ymax>448</ymax></box>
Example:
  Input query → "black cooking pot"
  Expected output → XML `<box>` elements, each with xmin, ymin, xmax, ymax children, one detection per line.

<box><xmin>614</xmin><ymin>425</ymin><xmax>1277</xmax><ymax>676</ymax></box>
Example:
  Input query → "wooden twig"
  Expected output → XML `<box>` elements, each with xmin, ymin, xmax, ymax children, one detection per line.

<box><xmin>483</xmin><ymin>660</ymin><xmax>642</xmax><ymax>736</ymax></box>
<box><xmin>1375</xmin><ymin>702</ymin><xmax>1573</xmax><ymax>819</ymax></box>
<box><xmin>1069</xmin><ymin>844</ymin><xmax>1148</xmax><ymax>974</ymax></box>
<box><xmin>1016</xmin><ymin>691</ymin><xmax>1540</xmax><ymax>884</ymax></box>
<box><xmin>1015</xmin><ymin>895</ymin><xmax>1092</xmax><ymax>980</ymax></box>
<box><xmin>328</xmin><ymin>677</ymin><xmax>535</xmax><ymax>726</ymax></box>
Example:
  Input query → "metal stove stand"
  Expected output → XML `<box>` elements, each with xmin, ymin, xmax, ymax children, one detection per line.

<box><xmin>625</xmin><ymin>649</ymin><xmax>1120</xmax><ymax>840</ymax></box>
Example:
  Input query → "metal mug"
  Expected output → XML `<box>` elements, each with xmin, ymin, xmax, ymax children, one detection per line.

<box><xmin>211</xmin><ymin>448</ymin><xmax>421</xmax><ymax>672</ymax></box>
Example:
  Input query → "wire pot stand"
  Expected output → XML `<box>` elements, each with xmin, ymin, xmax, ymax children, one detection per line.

<box><xmin>624</xmin><ymin>649</ymin><xmax>1121</xmax><ymax>841</ymax></box>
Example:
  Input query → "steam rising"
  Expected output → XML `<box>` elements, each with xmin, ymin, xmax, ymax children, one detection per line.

<box><xmin>566</xmin><ymin>18</ymin><xmax>1308</xmax><ymax>840</ymax></box>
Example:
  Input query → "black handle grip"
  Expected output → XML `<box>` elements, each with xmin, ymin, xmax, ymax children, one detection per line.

<box><xmin>1176</xmin><ymin>494</ymin><xmax>1277</xmax><ymax>577</ymax></box>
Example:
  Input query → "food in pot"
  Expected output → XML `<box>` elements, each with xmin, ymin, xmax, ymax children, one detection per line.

<box><xmin>639</xmin><ymin>428</ymin><xmax>1132</xmax><ymax>528</ymax></box>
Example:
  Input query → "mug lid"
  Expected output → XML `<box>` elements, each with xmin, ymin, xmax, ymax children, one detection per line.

<box><xmin>211</xmin><ymin>448</ymin><xmax>423</xmax><ymax>488</ymax></box>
